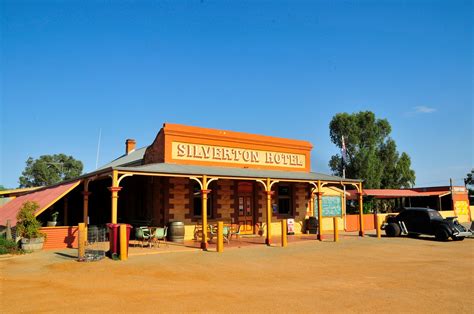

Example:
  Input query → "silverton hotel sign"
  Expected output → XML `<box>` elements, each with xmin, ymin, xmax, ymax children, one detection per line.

<box><xmin>171</xmin><ymin>142</ymin><xmax>306</xmax><ymax>169</ymax></box>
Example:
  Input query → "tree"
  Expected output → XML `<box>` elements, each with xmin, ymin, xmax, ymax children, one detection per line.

<box><xmin>19</xmin><ymin>154</ymin><xmax>83</xmax><ymax>188</ymax></box>
<box><xmin>0</xmin><ymin>185</ymin><xmax>6</xmax><ymax>191</ymax></box>
<box><xmin>465</xmin><ymin>169</ymin><xmax>473</xmax><ymax>197</ymax></box>
<box><xmin>465</xmin><ymin>169</ymin><xmax>473</xmax><ymax>187</ymax></box>
<box><xmin>329</xmin><ymin>111</ymin><xmax>415</xmax><ymax>189</ymax></box>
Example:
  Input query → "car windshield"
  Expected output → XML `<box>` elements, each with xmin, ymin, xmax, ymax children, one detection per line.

<box><xmin>427</xmin><ymin>210</ymin><xmax>443</xmax><ymax>220</ymax></box>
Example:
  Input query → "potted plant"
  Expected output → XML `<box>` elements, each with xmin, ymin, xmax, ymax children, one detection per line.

<box><xmin>47</xmin><ymin>211</ymin><xmax>59</xmax><ymax>227</ymax></box>
<box><xmin>16</xmin><ymin>201</ymin><xmax>45</xmax><ymax>251</ymax></box>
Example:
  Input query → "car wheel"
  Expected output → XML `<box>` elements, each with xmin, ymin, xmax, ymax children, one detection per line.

<box><xmin>385</xmin><ymin>223</ymin><xmax>401</xmax><ymax>237</ymax></box>
<box><xmin>435</xmin><ymin>228</ymin><xmax>449</xmax><ymax>241</ymax></box>
<box><xmin>452</xmin><ymin>235</ymin><xmax>465</xmax><ymax>241</ymax></box>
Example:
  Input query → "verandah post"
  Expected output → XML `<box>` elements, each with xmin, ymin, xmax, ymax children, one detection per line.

<box><xmin>82</xmin><ymin>179</ymin><xmax>91</xmax><ymax>225</ymax></box>
<box><xmin>265</xmin><ymin>177</ymin><xmax>272</xmax><ymax>246</ymax></box>
<box><xmin>201</xmin><ymin>175</ymin><xmax>209</xmax><ymax>250</ymax></box>
<box><xmin>108</xmin><ymin>170</ymin><xmax>122</xmax><ymax>224</ymax></box>
<box><xmin>358</xmin><ymin>183</ymin><xmax>365</xmax><ymax>237</ymax></box>
<box><xmin>78</xmin><ymin>222</ymin><xmax>86</xmax><ymax>260</ymax></box>
<box><xmin>317</xmin><ymin>180</ymin><xmax>324</xmax><ymax>241</ymax></box>
<box><xmin>63</xmin><ymin>196</ymin><xmax>69</xmax><ymax>226</ymax></box>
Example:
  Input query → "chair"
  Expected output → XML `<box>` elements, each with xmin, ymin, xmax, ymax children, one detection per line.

<box><xmin>135</xmin><ymin>226</ymin><xmax>152</xmax><ymax>248</ymax></box>
<box><xmin>193</xmin><ymin>223</ymin><xmax>204</xmax><ymax>241</ymax></box>
<box><xmin>209</xmin><ymin>224</ymin><xmax>231</xmax><ymax>243</ymax></box>
<box><xmin>208</xmin><ymin>224</ymin><xmax>217</xmax><ymax>242</ymax></box>
<box><xmin>152</xmin><ymin>226</ymin><xmax>168</xmax><ymax>248</ymax></box>
<box><xmin>229</xmin><ymin>224</ymin><xmax>242</xmax><ymax>242</ymax></box>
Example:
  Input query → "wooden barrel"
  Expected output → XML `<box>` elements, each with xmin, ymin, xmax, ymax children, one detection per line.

<box><xmin>168</xmin><ymin>221</ymin><xmax>185</xmax><ymax>243</ymax></box>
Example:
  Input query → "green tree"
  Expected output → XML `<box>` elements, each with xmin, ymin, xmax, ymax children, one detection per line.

<box><xmin>0</xmin><ymin>185</ymin><xmax>6</xmax><ymax>191</ymax></box>
<box><xmin>465</xmin><ymin>169</ymin><xmax>473</xmax><ymax>187</ymax></box>
<box><xmin>465</xmin><ymin>169</ymin><xmax>473</xmax><ymax>197</ymax></box>
<box><xmin>19</xmin><ymin>154</ymin><xmax>83</xmax><ymax>188</ymax></box>
<box><xmin>329</xmin><ymin>111</ymin><xmax>415</xmax><ymax>188</ymax></box>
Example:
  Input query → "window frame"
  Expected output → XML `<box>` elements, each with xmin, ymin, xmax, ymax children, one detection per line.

<box><xmin>274</xmin><ymin>183</ymin><xmax>295</xmax><ymax>218</ymax></box>
<box><xmin>189</xmin><ymin>181</ymin><xmax>215</xmax><ymax>220</ymax></box>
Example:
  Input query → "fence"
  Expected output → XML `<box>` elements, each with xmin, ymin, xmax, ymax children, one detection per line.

<box><xmin>83</xmin><ymin>226</ymin><xmax>108</xmax><ymax>262</ymax></box>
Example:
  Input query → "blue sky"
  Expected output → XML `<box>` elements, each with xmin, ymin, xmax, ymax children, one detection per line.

<box><xmin>1</xmin><ymin>0</ymin><xmax>472</xmax><ymax>188</ymax></box>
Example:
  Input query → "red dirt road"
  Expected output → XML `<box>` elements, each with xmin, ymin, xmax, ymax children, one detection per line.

<box><xmin>1</xmin><ymin>236</ymin><xmax>473</xmax><ymax>313</ymax></box>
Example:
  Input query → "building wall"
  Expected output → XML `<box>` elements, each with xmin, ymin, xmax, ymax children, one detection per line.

<box><xmin>143</xmin><ymin>129</ymin><xmax>164</xmax><ymax>164</ymax></box>
<box><xmin>168</xmin><ymin>177</ymin><xmax>190</xmax><ymax>223</ymax></box>
<box><xmin>40</xmin><ymin>226</ymin><xmax>78</xmax><ymax>250</ymax></box>
<box><xmin>166</xmin><ymin>179</ymin><xmax>317</xmax><ymax>239</ymax></box>
<box><xmin>215</xmin><ymin>179</ymin><xmax>235</xmax><ymax>222</ymax></box>
<box><xmin>166</xmin><ymin>179</ymin><xmax>382</xmax><ymax>239</ymax></box>
<box><xmin>167</xmin><ymin>177</ymin><xmax>238</xmax><ymax>240</ymax></box>
<box><xmin>149</xmin><ymin>177</ymin><xmax>165</xmax><ymax>226</ymax></box>
<box><xmin>452</xmin><ymin>192</ymin><xmax>471</xmax><ymax>221</ymax></box>
<box><xmin>259</xmin><ymin>182</ymin><xmax>310</xmax><ymax>236</ymax></box>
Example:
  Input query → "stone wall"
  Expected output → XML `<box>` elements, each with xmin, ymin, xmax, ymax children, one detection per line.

<box><xmin>165</xmin><ymin>179</ymin><xmax>315</xmax><ymax>238</ymax></box>
<box><xmin>215</xmin><ymin>179</ymin><xmax>235</xmax><ymax>222</ymax></box>
<box><xmin>168</xmin><ymin>177</ymin><xmax>190</xmax><ymax>223</ymax></box>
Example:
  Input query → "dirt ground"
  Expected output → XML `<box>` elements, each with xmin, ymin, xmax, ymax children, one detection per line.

<box><xmin>1</xmin><ymin>235</ymin><xmax>473</xmax><ymax>313</ymax></box>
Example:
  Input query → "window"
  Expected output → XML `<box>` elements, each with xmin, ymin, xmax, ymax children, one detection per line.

<box><xmin>191</xmin><ymin>182</ymin><xmax>213</xmax><ymax>218</ymax></box>
<box><xmin>428</xmin><ymin>210</ymin><xmax>442</xmax><ymax>220</ymax></box>
<box><xmin>277</xmin><ymin>184</ymin><xmax>293</xmax><ymax>215</ymax></box>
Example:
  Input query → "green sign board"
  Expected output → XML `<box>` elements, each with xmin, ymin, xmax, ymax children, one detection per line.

<box><xmin>313</xmin><ymin>195</ymin><xmax>343</xmax><ymax>217</ymax></box>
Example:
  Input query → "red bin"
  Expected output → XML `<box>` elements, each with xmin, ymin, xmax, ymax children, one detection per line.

<box><xmin>107</xmin><ymin>223</ymin><xmax>120</xmax><ymax>255</ymax></box>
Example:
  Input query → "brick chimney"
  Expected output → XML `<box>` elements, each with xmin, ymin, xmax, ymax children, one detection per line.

<box><xmin>125</xmin><ymin>139</ymin><xmax>136</xmax><ymax>155</ymax></box>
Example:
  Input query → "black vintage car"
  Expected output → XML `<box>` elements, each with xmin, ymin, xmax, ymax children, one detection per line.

<box><xmin>382</xmin><ymin>207</ymin><xmax>472</xmax><ymax>241</ymax></box>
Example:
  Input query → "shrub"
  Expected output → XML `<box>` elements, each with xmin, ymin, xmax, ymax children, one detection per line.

<box><xmin>0</xmin><ymin>236</ymin><xmax>23</xmax><ymax>255</ymax></box>
<box><xmin>16</xmin><ymin>201</ymin><xmax>45</xmax><ymax>239</ymax></box>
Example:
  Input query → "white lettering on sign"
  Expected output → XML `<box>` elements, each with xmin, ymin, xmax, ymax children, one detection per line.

<box><xmin>172</xmin><ymin>142</ymin><xmax>305</xmax><ymax>169</ymax></box>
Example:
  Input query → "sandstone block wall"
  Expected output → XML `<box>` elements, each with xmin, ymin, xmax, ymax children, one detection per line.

<box><xmin>215</xmin><ymin>179</ymin><xmax>235</xmax><ymax>222</ymax></box>
<box><xmin>168</xmin><ymin>177</ymin><xmax>190</xmax><ymax>223</ymax></box>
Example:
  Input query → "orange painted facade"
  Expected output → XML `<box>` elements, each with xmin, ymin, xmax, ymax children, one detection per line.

<box><xmin>144</xmin><ymin>123</ymin><xmax>313</xmax><ymax>172</ymax></box>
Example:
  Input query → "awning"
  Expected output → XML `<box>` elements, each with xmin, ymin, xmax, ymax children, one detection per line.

<box><xmin>114</xmin><ymin>163</ymin><xmax>362</xmax><ymax>183</ymax></box>
<box><xmin>0</xmin><ymin>180</ymin><xmax>81</xmax><ymax>226</ymax></box>
<box><xmin>347</xmin><ymin>189</ymin><xmax>451</xmax><ymax>200</ymax></box>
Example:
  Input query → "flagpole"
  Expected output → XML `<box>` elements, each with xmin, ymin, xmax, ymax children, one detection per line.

<box><xmin>342</xmin><ymin>136</ymin><xmax>347</xmax><ymax>231</ymax></box>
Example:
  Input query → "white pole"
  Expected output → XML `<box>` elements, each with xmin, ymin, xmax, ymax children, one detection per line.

<box><xmin>342</xmin><ymin>136</ymin><xmax>347</xmax><ymax>231</ymax></box>
<box><xmin>343</xmin><ymin>169</ymin><xmax>347</xmax><ymax>231</ymax></box>
<box><xmin>95</xmin><ymin>128</ymin><xmax>102</xmax><ymax>170</ymax></box>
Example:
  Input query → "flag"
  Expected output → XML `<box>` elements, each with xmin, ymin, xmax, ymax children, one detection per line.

<box><xmin>341</xmin><ymin>136</ymin><xmax>347</xmax><ymax>166</ymax></box>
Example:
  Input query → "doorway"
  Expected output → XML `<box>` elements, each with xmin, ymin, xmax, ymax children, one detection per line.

<box><xmin>236</xmin><ymin>182</ymin><xmax>255</xmax><ymax>234</ymax></box>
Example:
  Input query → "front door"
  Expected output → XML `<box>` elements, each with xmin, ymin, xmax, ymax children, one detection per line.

<box><xmin>238</xmin><ymin>195</ymin><xmax>254</xmax><ymax>234</ymax></box>
<box><xmin>237</xmin><ymin>182</ymin><xmax>254</xmax><ymax>234</ymax></box>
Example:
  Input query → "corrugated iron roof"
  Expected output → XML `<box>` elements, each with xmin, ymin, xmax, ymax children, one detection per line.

<box><xmin>0</xmin><ymin>187</ymin><xmax>41</xmax><ymax>196</ymax></box>
<box><xmin>347</xmin><ymin>189</ymin><xmax>451</xmax><ymax>199</ymax></box>
<box><xmin>97</xmin><ymin>146</ymin><xmax>147</xmax><ymax>170</ymax></box>
<box><xmin>0</xmin><ymin>180</ymin><xmax>81</xmax><ymax>226</ymax></box>
<box><xmin>115</xmin><ymin>163</ymin><xmax>361</xmax><ymax>182</ymax></box>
